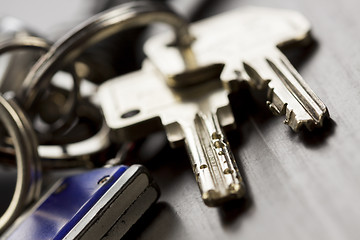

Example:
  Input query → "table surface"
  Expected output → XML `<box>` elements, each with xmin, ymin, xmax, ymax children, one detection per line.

<box><xmin>2</xmin><ymin>0</ymin><xmax>360</xmax><ymax>240</ymax></box>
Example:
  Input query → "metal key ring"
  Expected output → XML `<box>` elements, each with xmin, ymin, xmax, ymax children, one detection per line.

<box><xmin>0</xmin><ymin>99</ymin><xmax>111</xmax><ymax>169</ymax></box>
<box><xmin>0</xmin><ymin>35</ymin><xmax>81</xmax><ymax>139</ymax></box>
<box><xmin>38</xmin><ymin>99</ymin><xmax>111</xmax><ymax>169</ymax></box>
<box><xmin>38</xmin><ymin>121</ymin><xmax>110</xmax><ymax>169</ymax></box>
<box><xmin>21</xmin><ymin>1</ymin><xmax>194</xmax><ymax>111</ymax></box>
<box><xmin>0</xmin><ymin>35</ymin><xmax>49</xmax><ymax>53</ymax></box>
<box><xmin>0</xmin><ymin>93</ymin><xmax>41</xmax><ymax>233</ymax></box>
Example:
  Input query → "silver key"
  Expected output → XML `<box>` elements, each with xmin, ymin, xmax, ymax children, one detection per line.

<box><xmin>99</xmin><ymin>61</ymin><xmax>245</xmax><ymax>207</ymax></box>
<box><xmin>145</xmin><ymin>7</ymin><xmax>329</xmax><ymax>131</ymax></box>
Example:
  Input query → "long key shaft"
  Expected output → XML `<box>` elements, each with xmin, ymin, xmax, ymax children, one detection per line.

<box><xmin>184</xmin><ymin>112</ymin><xmax>245</xmax><ymax>206</ymax></box>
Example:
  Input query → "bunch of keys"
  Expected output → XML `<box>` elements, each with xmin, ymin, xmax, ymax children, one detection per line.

<box><xmin>0</xmin><ymin>0</ymin><xmax>330</xmax><ymax>238</ymax></box>
<box><xmin>0</xmin><ymin>1</ymin><xmax>184</xmax><ymax>236</ymax></box>
<box><xmin>98</xmin><ymin>6</ymin><xmax>329</xmax><ymax>206</ymax></box>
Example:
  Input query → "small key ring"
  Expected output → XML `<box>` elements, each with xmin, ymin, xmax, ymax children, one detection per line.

<box><xmin>0</xmin><ymin>93</ymin><xmax>41</xmax><ymax>233</ymax></box>
<box><xmin>21</xmin><ymin>1</ymin><xmax>194</xmax><ymax>111</ymax></box>
<box><xmin>38</xmin><ymin>99</ymin><xmax>111</xmax><ymax>169</ymax></box>
<box><xmin>38</xmin><ymin>121</ymin><xmax>110</xmax><ymax>169</ymax></box>
<box><xmin>0</xmin><ymin>35</ymin><xmax>49</xmax><ymax>53</ymax></box>
<box><xmin>0</xmin><ymin>99</ymin><xmax>111</xmax><ymax>169</ymax></box>
<box><xmin>0</xmin><ymin>35</ymin><xmax>81</xmax><ymax>139</ymax></box>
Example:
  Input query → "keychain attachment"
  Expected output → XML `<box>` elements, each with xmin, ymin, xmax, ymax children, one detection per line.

<box><xmin>0</xmin><ymin>93</ymin><xmax>41</xmax><ymax>233</ymax></box>
<box><xmin>21</xmin><ymin>1</ymin><xmax>194</xmax><ymax>111</ymax></box>
<box><xmin>0</xmin><ymin>35</ymin><xmax>81</xmax><ymax>140</ymax></box>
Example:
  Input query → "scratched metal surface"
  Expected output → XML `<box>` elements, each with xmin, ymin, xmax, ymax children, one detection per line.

<box><xmin>1</xmin><ymin>0</ymin><xmax>359</xmax><ymax>239</ymax></box>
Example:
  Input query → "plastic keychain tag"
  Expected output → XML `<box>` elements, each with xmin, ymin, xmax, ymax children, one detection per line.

<box><xmin>3</xmin><ymin>165</ymin><xmax>159</xmax><ymax>240</ymax></box>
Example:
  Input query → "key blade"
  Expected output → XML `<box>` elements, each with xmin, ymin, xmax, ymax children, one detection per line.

<box><xmin>184</xmin><ymin>112</ymin><xmax>245</xmax><ymax>206</ymax></box>
<box><xmin>241</xmin><ymin>49</ymin><xmax>329</xmax><ymax>131</ymax></box>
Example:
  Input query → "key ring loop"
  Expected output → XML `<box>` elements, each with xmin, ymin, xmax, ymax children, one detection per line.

<box><xmin>0</xmin><ymin>35</ymin><xmax>81</xmax><ymax>140</ymax></box>
<box><xmin>0</xmin><ymin>35</ymin><xmax>49</xmax><ymax>53</ymax></box>
<box><xmin>0</xmin><ymin>99</ymin><xmax>111</xmax><ymax>169</ymax></box>
<box><xmin>21</xmin><ymin>1</ymin><xmax>194</xmax><ymax>110</ymax></box>
<box><xmin>0</xmin><ymin>94</ymin><xmax>41</xmax><ymax>233</ymax></box>
<box><xmin>38</xmin><ymin>99</ymin><xmax>111</xmax><ymax>169</ymax></box>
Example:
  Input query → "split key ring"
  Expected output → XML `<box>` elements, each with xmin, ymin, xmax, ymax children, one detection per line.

<box><xmin>21</xmin><ymin>0</ymin><xmax>194</xmax><ymax>114</ymax></box>
<box><xmin>0</xmin><ymin>93</ymin><xmax>41</xmax><ymax>233</ymax></box>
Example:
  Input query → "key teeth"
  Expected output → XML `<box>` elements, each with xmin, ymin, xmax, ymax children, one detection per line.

<box><xmin>284</xmin><ymin>109</ymin><xmax>300</xmax><ymax>131</ymax></box>
<box><xmin>283</xmin><ymin>105</ymin><xmax>330</xmax><ymax>132</ymax></box>
<box><xmin>267</xmin><ymin>101</ymin><xmax>280</xmax><ymax>115</ymax></box>
<box><xmin>267</xmin><ymin>84</ymin><xmax>274</xmax><ymax>100</ymax></box>
<box><xmin>267</xmin><ymin>101</ymin><xmax>287</xmax><ymax>116</ymax></box>
<box><xmin>243</xmin><ymin>57</ymin><xmax>330</xmax><ymax>132</ymax></box>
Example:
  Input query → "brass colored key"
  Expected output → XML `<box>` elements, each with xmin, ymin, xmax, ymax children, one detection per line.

<box><xmin>99</xmin><ymin>61</ymin><xmax>245</xmax><ymax>206</ymax></box>
<box><xmin>145</xmin><ymin>7</ymin><xmax>329</xmax><ymax>131</ymax></box>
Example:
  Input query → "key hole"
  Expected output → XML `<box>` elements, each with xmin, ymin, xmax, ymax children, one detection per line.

<box><xmin>121</xmin><ymin>109</ymin><xmax>140</xmax><ymax>119</ymax></box>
